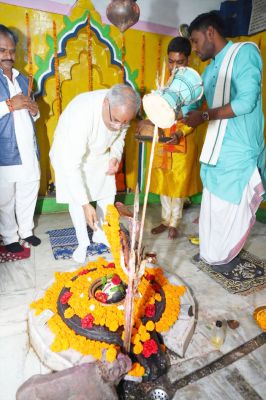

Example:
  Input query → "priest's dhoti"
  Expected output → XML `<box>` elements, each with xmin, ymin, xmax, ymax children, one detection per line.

<box><xmin>199</xmin><ymin>168</ymin><xmax>264</xmax><ymax>265</ymax></box>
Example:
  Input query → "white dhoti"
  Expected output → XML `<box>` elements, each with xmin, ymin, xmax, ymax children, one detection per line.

<box><xmin>199</xmin><ymin>168</ymin><xmax>264</xmax><ymax>265</ymax></box>
<box><xmin>0</xmin><ymin>180</ymin><xmax>40</xmax><ymax>245</ymax></box>
<box><xmin>161</xmin><ymin>195</ymin><xmax>184</xmax><ymax>228</ymax></box>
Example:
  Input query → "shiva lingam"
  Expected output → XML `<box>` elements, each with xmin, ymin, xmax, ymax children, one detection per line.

<box><xmin>106</xmin><ymin>0</ymin><xmax>140</xmax><ymax>32</ymax></box>
<box><xmin>90</xmin><ymin>274</ymin><xmax>127</xmax><ymax>305</ymax></box>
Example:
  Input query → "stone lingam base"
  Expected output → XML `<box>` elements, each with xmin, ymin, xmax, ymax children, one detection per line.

<box><xmin>28</xmin><ymin>269</ymin><xmax>195</xmax><ymax>375</ymax></box>
<box><xmin>21</xmin><ymin>267</ymin><xmax>196</xmax><ymax>400</ymax></box>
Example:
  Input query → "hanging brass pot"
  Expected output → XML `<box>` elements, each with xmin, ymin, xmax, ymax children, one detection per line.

<box><xmin>106</xmin><ymin>0</ymin><xmax>140</xmax><ymax>32</ymax></box>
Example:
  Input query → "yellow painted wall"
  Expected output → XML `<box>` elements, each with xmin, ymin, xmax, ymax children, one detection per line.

<box><xmin>0</xmin><ymin>0</ymin><xmax>265</xmax><ymax>196</ymax></box>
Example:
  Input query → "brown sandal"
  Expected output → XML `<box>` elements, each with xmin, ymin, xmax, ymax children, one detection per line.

<box><xmin>151</xmin><ymin>224</ymin><xmax>168</xmax><ymax>235</ymax></box>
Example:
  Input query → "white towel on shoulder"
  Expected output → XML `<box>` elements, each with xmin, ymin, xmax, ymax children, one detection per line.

<box><xmin>200</xmin><ymin>42</ymin><xmax>257</xmax><ymax>166</ymax></box>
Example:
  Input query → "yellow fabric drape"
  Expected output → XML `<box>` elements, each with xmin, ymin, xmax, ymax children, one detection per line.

<box><xmin>150</xmin><ymin>121</ymin><xmax>202</xmax><ymax>198</ymax></box>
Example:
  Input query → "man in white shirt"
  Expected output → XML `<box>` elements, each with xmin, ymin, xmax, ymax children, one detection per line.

<box><xmin>50</xmin><ymin>84</ymin><xmax>140</xmax><ymax>263</ymax></box>
<box><xmin>0</xmin><ymin>25</ymin><xmax>41</xmax><ymax>253</ymax></box>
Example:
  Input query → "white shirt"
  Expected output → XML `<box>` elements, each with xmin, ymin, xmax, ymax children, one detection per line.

<box><xmin>50</xmin><ymin>90</ymin><xmax>127</xmax><ymax>205</ymax></box>
<box><xmin>0</xmin><ymin>68</ymin><xmax>40</xmax><ymax>183</ymax></box>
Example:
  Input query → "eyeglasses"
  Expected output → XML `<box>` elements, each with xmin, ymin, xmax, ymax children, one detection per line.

<box><xmin>108</xmin><ymin>101</ymin><xmax>130</xmax><ymax>130</ymax></box>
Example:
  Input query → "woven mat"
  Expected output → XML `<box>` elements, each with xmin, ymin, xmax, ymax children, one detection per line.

<box><xmin>0</xmin><ymin>243</ymin><xmax>31</xmax><ymax>263</ymax></box>
<box><xmin>46</xmin><ymin>227</ymin><xmax>110</xmax><ymax>260</ymax></box>
<box><xmin>192</xmin><ymin>250</ymin><xmax>266</xmax><ymax>295</ymax></box>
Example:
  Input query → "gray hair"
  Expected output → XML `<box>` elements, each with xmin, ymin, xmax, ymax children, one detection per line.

<box><xmin>107</xmin><ymin>84</ymin><xmax>141</xmax><ymax>114</ymax></box>
<box><xmin>0</xmin><ymin>25</ymin><xmax>18</xmax><ymax>45</ymax></box>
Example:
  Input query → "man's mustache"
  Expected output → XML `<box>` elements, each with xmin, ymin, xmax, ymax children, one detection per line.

<box><xmin>2</xmin><ymin>59</ymin><xmax>14</xmax><ymax>63</ymax></box>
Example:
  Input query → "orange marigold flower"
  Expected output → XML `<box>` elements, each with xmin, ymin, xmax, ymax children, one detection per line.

<box><xmin>132</xmin><ymin>333</ymin><xmax>141</xmax><ymax>345</ymax></box>
<box><xmin>128</xmin><ymin>362</ymin><xmax>145</xmax><ymax>377</ymax></box>
<box><xmin>155</xmin><ymin>293</ymin><xmax>162</xmax><ymax>302</ymax></box>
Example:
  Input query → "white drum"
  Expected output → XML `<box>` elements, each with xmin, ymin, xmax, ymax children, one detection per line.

<box><xmin>143</xmin><ymin>66</ymin><xmax>204</xmax><ymax>128</ymax></box>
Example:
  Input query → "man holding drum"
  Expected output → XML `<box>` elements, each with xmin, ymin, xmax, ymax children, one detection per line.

<box><xmin>183</xmin><ymin>12</ymin><xmax>265</xmax><ymax>272</ymax></box>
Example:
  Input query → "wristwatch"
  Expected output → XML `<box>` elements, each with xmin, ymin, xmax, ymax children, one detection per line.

<box><xmin>201</xmin><ymin>111</ymin><xmax>210</xmax><ymax>121</ymax></box>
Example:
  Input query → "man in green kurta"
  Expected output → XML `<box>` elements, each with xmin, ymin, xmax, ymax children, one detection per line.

<box><xmin>183</xmin><ymin>12</ymin><xmax>265</xmax><ymax>272</ymax></box>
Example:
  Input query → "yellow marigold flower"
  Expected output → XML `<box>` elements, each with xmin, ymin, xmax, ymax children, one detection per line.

<box><xmin>133</xmin><ymin>342</ymin><xmax>143</xmax><ymax>355</ymax></box>
<box><xmin>91</xmin><ymin>347</ymin><xmax>102</xmax><ymax>360</ymax></box>
<box><xmin>60</xmin><ymin>337</ymin><xmax>69</xmax><ymax>351</ymax></box>
<box><xmin>64</xmin><ymin>308</ymin><xmax>75</xmax><ymax>319</ymax></box>
<box><xmin>106</xmin><ymin>347</ymin><xmax>117</xmax><ymax>362</ymax></box>
<box><xmin>50</xmin><ymin>338</ymin><xmax>62</xmax><ymax>353</ymax></box>
<box><xmin>109</xmin><ymin>320</ymin><xmax>119</xmax><ymax>332</ymax></box>
<box><xmin>146</xmin><ymin>321</ymin><xmax>155</xmax><ymax>331</ymax></box>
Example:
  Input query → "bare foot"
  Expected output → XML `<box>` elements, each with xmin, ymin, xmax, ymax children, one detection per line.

<box><xmin>168</xmin><ymin>226</ymin><xmax>178</xmax><ymax>239</ymax></box>
<box><xmin>151</xmin><ymin>224</ymin><xmax>168</xmax><ymax>235</ymax></box>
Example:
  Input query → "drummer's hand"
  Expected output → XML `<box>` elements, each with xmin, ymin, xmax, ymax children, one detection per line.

<box><xmin>135</xmin><ymin>119</ymin><xmax>154</xmax><ymax>134</ymax></box>
<box><xmin>167</xmin><ymin>130</ymin><xmax>183</xmax><ymax>144</ymax></box>
<box><xmin>83</xmin><ymin>203</ymin><xmax>98</xmax><ymax>231</ymax></box>
<box><xmin>181</xmin><ymin>111</ymin><xmax>203</xmax><ymax>128</ymax></box>
<box><xmin>106</xmin><ymin>157</ymin><xmax>119</xmax><ymax>175</ymax></box>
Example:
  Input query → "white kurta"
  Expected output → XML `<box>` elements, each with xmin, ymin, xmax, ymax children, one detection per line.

<box><xmin>50</xmin><ymin>90</ymin><xmax>127</xmax><ymax>205</ymax></box>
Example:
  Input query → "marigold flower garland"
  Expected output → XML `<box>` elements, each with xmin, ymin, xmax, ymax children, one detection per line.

<box><xmin>87</xmin><ymin>14</ymin><xmax>93</xmax><ymax>91</ymax></box>
<box><xmin>140</xmin><ymin>34</ymin><xmax>145</xmax><ymax>95</ymax></box>
<box><xmin>25</xmin><ymin>12</ymin><xmax>33</xmax><ymax>96</ymax></box>
<box><xmin>53</xmin><ymin>20</ymin><xmax>62</xmax><ymax>117</ymax></box>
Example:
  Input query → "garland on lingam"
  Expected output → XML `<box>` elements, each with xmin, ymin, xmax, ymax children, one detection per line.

<box><xmin>31</xmin><ymin>205</ymin><xmax>186</xmax><ymax>380</ymax></box>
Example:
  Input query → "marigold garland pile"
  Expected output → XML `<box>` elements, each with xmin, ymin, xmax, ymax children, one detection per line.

<box><xmin>31</xmin><ymin>205</ymin><xmax>186</xmax><ymax>377</ymax></box>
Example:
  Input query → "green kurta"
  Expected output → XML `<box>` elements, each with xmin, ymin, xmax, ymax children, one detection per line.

<box><xmin>200</xmin><ymin>41</ymin><xmax>265</xmax><ymax>204</ymax></box>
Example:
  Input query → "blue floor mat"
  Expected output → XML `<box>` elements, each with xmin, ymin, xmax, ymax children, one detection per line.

<box><xmin>46</xmin><ymin>227</ymin><xmax>110</xmax><ymax>260</ymax></box>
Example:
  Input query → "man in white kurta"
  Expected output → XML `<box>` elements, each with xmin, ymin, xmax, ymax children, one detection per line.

<box><xmin>50</xmin><ymin>84</ymin><xmax>140</xmax><ymax>263</ymax></box>
<box><xmin>0</xmin><ymin>25</ymin><xmax>40</xmax><ymax>253</ymax></box>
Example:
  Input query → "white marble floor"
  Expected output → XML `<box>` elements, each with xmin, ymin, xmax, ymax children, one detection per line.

<box><xmin>0</xmin><ymin>204</ymin><xmax>266</xmax><ymax>400</ymax></box>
